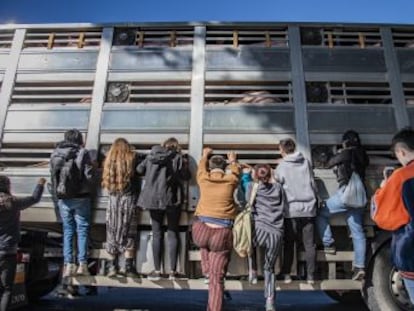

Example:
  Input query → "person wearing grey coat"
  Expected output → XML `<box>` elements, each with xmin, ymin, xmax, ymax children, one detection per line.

<box><xmin>275</xmin><ymin>138</ymin><xmax>317</xmax><ymax>284</ymax></box>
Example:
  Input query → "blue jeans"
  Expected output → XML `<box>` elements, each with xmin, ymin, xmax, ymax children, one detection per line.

<box><xmin>58</xmin><ymin>198</ymin><xmax>91</xmax><ymax>264</ymax></box>
<box><xmin>316</xmin><ymin>187</ymin><xmax>366</xmax><ymax>268</ymax></box>
<box><xmin>403</xmin><ymin>278</ymin><xmax>414</xmax><ymax>305</ymax></box>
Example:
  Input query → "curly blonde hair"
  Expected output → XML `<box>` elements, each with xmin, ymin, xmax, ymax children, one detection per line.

<box><xmin>102</xmin><ymin>138</ymin><xmax>135</xmax><ymax>193</ymax></box>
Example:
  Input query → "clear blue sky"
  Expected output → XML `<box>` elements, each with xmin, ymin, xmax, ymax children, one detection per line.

<box><xmin>0</xmin><ymin>0</ymin><xmax>412</xmax><ymax>25</ymax></box>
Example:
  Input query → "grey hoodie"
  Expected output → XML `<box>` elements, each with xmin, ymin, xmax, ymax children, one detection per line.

<box><xmin>275</xmin><ymin>152</ymin><xmax>317</xmax><ymax>218</ymax></box>
<box><xmin>246</xmin><ymin>182</ymin><xmax>285</xmax><ymax>233</ymax></box>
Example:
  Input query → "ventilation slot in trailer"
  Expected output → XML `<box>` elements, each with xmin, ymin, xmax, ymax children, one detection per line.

<box><xmin>205</xmin><ymin>147</ymin><xmax>281</xmax><ymax>166</ymax></box>
<box><xmin>0</xmin><ymin>30</ymin><xmax>14</xmax><ymax>50</ymax></box>
<box><xmin>112</xmin><ymin>27</ymin><xmax>194</xmax><ymax>47</ymax></box>
<box><xmin>306</xmin><ymin>82</ymin><xmax>391</xmax><ymax>104</ymax></box>
<box><xmin>204</xmin><ymin>81</ymin><xmax>292</xmax><ymax>105</ymax></box>
<box><xmin>301</xmin><ymin>27</ymin><xmax>382</xmax><ymax>48</ymax></box>
<box><xmin>0</xmin><ymin>145</ymin><xmax>54</xmax><ymax>168</ymax></box>
<box><xmin>11</xmin><ymin>81</ymin><xmax>94</xmax><ymax>105</ymax></box>
<box><xmin>23</xmin><ymin>28</ymin><xmax>102</xmax><ymax>49</ymax></box>
<box><xmin>392</xmin><ymin>28</ymin><xmax>414</xmax><ymax>48</ymax></box>
<box><xmin>105</xmin><ymin>81</ymin><xmax>191</xmax><ymax>104</ymax></box>
<box><xmin>206</xmin><ymin>27</ymin><xmax>288</xmax><ymax>48</ymax></box>
<box><xmin>404</xmin><ymin>83</ymin><xmax>414</xmax><ymax>105</ymax></box>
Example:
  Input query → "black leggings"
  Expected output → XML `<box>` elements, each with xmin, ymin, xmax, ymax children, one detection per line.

<box><xmin>0</xmin><ymin>254</ymin><xmax>17</xmax><ymax>311</ymax></box>
<box><xmin>150</xmin><ymin>206</ymin><xmax>181</xmax><ymax>272</ymax></box>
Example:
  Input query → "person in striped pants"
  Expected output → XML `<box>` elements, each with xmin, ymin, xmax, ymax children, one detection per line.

<box><xmin>192</xmin><ymin>147</ymin><xmax>240</xmax><ymax>311</ymax></box>
<box><xmin>246</xmin><ymin>164</ymin><xmax>285</xmax><ymax>311</ymax></box>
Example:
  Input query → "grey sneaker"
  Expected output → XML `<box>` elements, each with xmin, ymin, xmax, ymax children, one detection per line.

<box><xmin>283</xmin><ymin>274</ymin><xmax>292</xmax><ymax>284</ymax></box>
<box><xmin>63</xmin><ymin>263</ymin><xmax>77</xmax><ymax>278</ymax></box>
<box><xmin>323</xmin><ymin>245</ymin><xmax>337</xmax><ymax>255</ymax></box>
<box><xmin>265</xmin><ymin>297</ymin><xmax>275</xmax><ymax>311</ymax></box>
<box><xmin>249</xmin><ymin>270</ymin><xmax>258</xmax><ymax>285</ymax></box>
<box><xmin>107</xmin><ymin>265</ymin><xmax>118</xmax><ymax>278</ymax></box>
<box><xmin>76</xmin><ymin>263</ymin><xmax>90</xmax><ymax>276</ymax></box>
<box><xmin>147</xmin><ymin>270</ymin><xmax>161</xmax><ymax>281</ymax></box>
<box><xmin>168</xmin><ymin>271</ymin><xmax>178</xmax><ymax>281</ymax></box>
<box><xmin>352</xmin><ymin>268</ymin><xmax>365</xmax><ymax>281</ymax></box>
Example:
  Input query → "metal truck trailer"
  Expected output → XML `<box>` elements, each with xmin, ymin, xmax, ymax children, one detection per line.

<box><xmin>0</xmin><ymin>22</ymin><xmax>413</xmax><ymax>311</ymax></box>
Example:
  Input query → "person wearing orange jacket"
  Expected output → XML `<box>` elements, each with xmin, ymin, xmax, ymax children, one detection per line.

<box><xmin>372</xmin><ymin>128</ymin><xmax>414</xmax><ymax>305</ymax></box>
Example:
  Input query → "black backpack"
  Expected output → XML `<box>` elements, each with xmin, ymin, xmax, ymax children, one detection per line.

<box><xmin>50</xmin><ymin>149</ymin><xmax>83</xmax><ymax>199</ymax></box>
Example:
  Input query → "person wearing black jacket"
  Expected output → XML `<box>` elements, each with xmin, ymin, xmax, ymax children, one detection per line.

<box><xmin>137</xmin><ymin>137</ymin><xmax>190</xmax><ymax>281</ymax></box>
<box><xmin>50</xmin><ymin>129</ymin><xmax>95</xmax><ymax>278</ymax></box>
<box><xmin>316</xmin><ymin>130</ymin><xmax>369</xmax><ymax>281</ymax></box>
<box><xmin>0</xmin><ymin>176</ymin><xmax>45</xmax><ymax>311</ymax></box>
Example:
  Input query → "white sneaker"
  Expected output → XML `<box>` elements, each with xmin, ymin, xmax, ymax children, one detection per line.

<box><xmin>283</xmin><ymin>274</ymin><xmax>292</xmax><ymax>284</ymax></box>
<box><xmin>76</xmin><ymin>263</ymin><xmax>90</xmax><ymax>276</ymax></box>
<box><xmin>63</xmin><ymin>263</ymin><xmax>77</xmax><ymax>277</ymax></box>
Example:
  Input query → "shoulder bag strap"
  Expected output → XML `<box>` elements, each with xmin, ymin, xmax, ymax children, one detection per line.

<box><xmin>246</xmin><ymin>182</ymin><xmax>259</xmax><ymax>212</ymax></box>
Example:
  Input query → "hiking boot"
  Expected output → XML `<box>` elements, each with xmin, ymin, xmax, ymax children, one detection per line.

<box><xmin>63</xmin><ymin>263</ymin><xmax>77</xmax><ymax>278</ymax></box>
<box><xmin>323</xmin><ymin>244</ymin><xmax>336</xmax><ymax>255</ymax></box>
<box><xmin>147</xmin><ymin>270</ymin><xmax>161</xmax><ymax>281</ymax></box>
<box><xmin>283</xmin><ymin>274</ymin><xmax>292</xmax><ymax>284</ymax></box>
<box><xmin>76</xmin><ymin>263</ymin><xmax>90</xmax><ymax>276</ymax></box>
<box><xmin>352</xmin><ymin>268</ymin><xmax>365</xmax><ymax>281</ymax></box>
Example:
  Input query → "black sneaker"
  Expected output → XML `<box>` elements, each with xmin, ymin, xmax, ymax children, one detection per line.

<box><xmin>323</xmin><ymin>245</ymin><xmax>336</xmax><ymax>255</ymax></box>
<box><xmin>147</xmin><ymin>270</ymin><xmax>161</xmax><ymax>281</ymax></box>
<box><xmin>120</xmin><ymin>266</ymin><xmax>140</xmax><ymax>278</ymax></box>
<box><xmin>352</xmin><ymin>268</ymin><xmax>365</xmax><ymax>281</ymax></box>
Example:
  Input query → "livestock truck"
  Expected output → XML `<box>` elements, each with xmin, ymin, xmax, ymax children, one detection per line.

<box><xmin>0</xmin><ymin>21</ymin><xmax>413</xmax><ymax>310</ymax></box>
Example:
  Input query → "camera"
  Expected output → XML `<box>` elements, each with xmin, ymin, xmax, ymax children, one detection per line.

<box><xmin>383</xmin><ymin>166</ymin><xmax>395</xmax><ymax>179</ymax></box>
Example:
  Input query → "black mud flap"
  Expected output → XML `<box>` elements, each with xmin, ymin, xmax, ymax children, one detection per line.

<box><xmin>9</xmin><ymin>263</ymin><xmax>28</xmax><ymax>309</ymax></box>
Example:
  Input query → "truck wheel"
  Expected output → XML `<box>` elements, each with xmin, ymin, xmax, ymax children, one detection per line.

<box><xmin>26</xmin><ymin>260</ymin><xmax>61</xmax><ymax>302</ymax></box>
<box><xmin>364</xmin><ymin>245</ymin><xmax>414</xmax><ymax>311</ymax></box>
<box><xmin>325</xmin><ymin>290</ymin><xmax>364</xmax><ymax>304</ymax></box>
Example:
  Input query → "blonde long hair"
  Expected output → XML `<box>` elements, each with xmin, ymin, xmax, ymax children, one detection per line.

<box><xmin>102</xmin><ymin>138</ymin><xmax>135</xmax><ymax>193</ymax></box>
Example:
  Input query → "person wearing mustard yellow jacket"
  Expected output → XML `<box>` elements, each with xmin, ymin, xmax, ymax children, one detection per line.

<box><xmin>192</xmin><ymin>147</ymin><xmax>240</xmax><ymax>311</ymax></box>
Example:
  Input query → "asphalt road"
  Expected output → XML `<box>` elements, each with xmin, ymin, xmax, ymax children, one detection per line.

<box><xmin>23</xmin><ymin>288</ymin><xmax>369</xmax><ymax>311</ymax></box>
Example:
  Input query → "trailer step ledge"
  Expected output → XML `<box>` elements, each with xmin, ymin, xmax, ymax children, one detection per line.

<box><xmin>66</xmin><ymin>277</ymin><xmax>362</xmax><ymax>291</ymax></box>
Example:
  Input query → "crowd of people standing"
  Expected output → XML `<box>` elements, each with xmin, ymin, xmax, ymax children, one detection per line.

<box><xmin>0</xmin><ymin>127</ymin><xmax>413</xmax><ymax>311</ymax></box>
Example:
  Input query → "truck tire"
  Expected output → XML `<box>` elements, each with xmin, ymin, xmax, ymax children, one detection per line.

<box><xmin>364</xmin><ymin>245</ymin><xmax>414</xmax><ymax>311</ymax></box>
<box><xmin>26</xmin><ymin>260</ymin><xmax>61</xmax><ymax>302</ymax></box>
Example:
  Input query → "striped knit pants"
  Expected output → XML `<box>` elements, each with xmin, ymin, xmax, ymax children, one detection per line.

<box><xmin>192</xmin><ymin>220</ymin><xmax>232</xmax><ymax>311</ymax></box>
<box><xmin>251</xmin><ymin>226</ymin><xmax>283</xmax><ymax>299</ymax></box>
